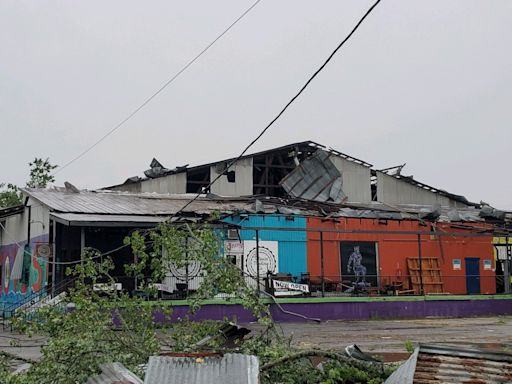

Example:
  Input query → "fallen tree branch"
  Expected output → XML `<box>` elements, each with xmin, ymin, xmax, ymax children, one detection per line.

<box><xmin>0</xmin><ymin>350</ymin><xmax>37</xmax><ymax>364</ymax></box>
<box><xmin>260</xmin><ymin>350</ymin><xmax>381</xmax><ymax>371</ymax></box>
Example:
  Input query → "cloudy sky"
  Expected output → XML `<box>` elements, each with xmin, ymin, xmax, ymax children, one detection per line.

<box><xmin>1</xmin><ymin>1</ymin><xmax>511</xmax><ymax>208</ymax></box>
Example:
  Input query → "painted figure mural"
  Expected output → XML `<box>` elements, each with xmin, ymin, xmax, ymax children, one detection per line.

<box><xmin>340</xmin><ymin>241</ymin><xmax>378</xmax><ymax>290</ymax></box>
<box><xmin>347</xmin><ymin>245</ymin><xmax>367</xmax><ymax>284</ymax></box>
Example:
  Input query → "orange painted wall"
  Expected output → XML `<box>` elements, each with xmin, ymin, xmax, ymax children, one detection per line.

<box><xmin>306</xmin><ymin>217</ymin><xmax>496</xmax><ymax>295</ymax></box>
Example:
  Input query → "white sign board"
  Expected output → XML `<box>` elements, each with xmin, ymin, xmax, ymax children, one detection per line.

<box><xmin>273</xmin><ymin>280</ymin><xmax>309</xmax><ymax>293</ymax></box>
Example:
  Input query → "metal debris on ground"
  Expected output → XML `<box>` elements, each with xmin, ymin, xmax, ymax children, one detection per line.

<box><xmin>143</xmin><ymin>353</ymin><xmax>259</xmax><ymax>384</ymax></box>
<box><xmin>86</xmin><ymin>362</ymin><xmax>142</xmax><ymax>384</ymax></box>
<box><xmin>194</xmin><ymin>322</ymin><xmax>251</xmax><ymax>349</ymax></box>
<box><xmin>385</xmin><ymin>343</ymin><xmax>512</xmax><ymax>384</ymax></box>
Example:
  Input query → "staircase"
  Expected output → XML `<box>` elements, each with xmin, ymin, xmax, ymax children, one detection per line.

<box><xmin>1</xmin><ymin>277</ymin><xmax>76</xmax><ymax>330</ymax></box>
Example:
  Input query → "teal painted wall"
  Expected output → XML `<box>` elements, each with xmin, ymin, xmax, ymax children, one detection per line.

<box><xmin>223</xmin><ymin>215</ymin><xmax>307</xmax><ymax>278</ymax></box>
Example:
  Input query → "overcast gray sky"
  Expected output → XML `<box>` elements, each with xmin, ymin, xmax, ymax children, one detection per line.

<box><xmin>1</xmin><ymin>1</ymin><xmax>511</xmax><ymax>208</ymax></box>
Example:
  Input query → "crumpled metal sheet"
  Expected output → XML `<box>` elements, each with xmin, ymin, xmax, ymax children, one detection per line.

<box><xmin>144</xmin><ymin>354</ymin><xmax>259</xmax><ymax>384</ymax></box>
<box><xmin>280</xmin><ymin>150</ymin><xmax>347</xmax><ymax>203</ymax></box>
<box><xmin>385</xmin><ymin>344</ymin><xmax>512</xmax><ymax>384</ymax></box>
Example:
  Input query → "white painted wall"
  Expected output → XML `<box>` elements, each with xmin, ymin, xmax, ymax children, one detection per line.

<box><xmin>210</xmin><ymin>158</ymin><xmax>253</xmax><ymax>196</ymax></box>
<box><xmin>140</xmin><ymin>172</ymin><xmax>187</xmax><ymax>194</ymax></box>
<box><xmin>376</xmin><ymin>172</ymin><xmax>463</xmax><ymax>207</ymax></box>
<box><xmin>0</xmin><ymin>196</ymin><xmax>50</xmax><ymax>246</ymax></box>
<box><xmin>329</xmin><ymin>155</ymin><xmax>372</xmax><ymax>203</ymax></box>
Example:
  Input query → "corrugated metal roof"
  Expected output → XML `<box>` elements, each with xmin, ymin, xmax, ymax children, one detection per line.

<box><xmin>50</xmin><ymin>212</ymin><xmax>168</xmax><ymax>226</ymax></box>
<box><xmin>24</xmin><ymin>189</ymin><xmax>254</xmax><ymax>216</ymax></box>
<box><xmin>280</xmin><ymin>150</ymin><xmax>347</xmax><ymax>203</ymax></box>
<box><xmin>21</xmin><ymin>188</ymin><xmax>505</xmax><ymax>225</ymax></box>
<box><xmin>144</xmin><ymin>353</ymin><xmax>259</xmax><ymax>384</ymax></box>
<box><xmin>86</xmin><ymin>362</ymin><xmax>142</xmax><ymax>384</ymax></box>
<box><xmin>385</xmin><ymin>344</ymin><xmax>512</xmax><ymax>384</ymax></box>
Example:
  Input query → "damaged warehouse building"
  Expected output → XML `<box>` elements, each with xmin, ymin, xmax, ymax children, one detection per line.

<box><xmin>1</xmin><ymin>141</ymin><xmax>511</xmax><ymax>320</ymax></box>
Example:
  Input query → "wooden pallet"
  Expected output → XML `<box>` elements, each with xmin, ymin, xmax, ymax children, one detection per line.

<box><xmin>406</xmin><ymin>257</ymin><xmax>444</xmax><ymax>294</ymax></box>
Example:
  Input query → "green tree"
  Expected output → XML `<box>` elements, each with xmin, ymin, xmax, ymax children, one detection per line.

<box><xmin>0</xmin><ymin>183</ymin><xmax>22</xmax><ymax>208</ymax></box>
<box><xmin>26</xmin><ymin>158</ymin><xmax>57</xmax><ymax>189</ymax></box>
<box><xmin>0</xmin><ymin>158</ymin><xmax>57</xmax><ymax>208</ymax></box>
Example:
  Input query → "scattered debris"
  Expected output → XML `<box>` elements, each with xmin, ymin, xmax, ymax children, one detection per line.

<box><xmin>86</xmin><ymin>362</ymin><xmax>142</xmax><ymax>384</ymax></box>
<box><xmin>144</xmin><ymin>353</ymin><xmax>259</xmax><ymax>384</ymax></box>
<box><xmin>344</xmin><ymin>344</ymin><xmax>382</xmax><ymax>363</ymax></box>
<box><xmin>144</xmin><ymin>158</ymin><xmax>170</xmax><ymax>179</ymax></box>
<box><xmin>194</xmin><ymin>322</ymin><xmax>251</xmax><ymax>349</ymax></box>
<box><xmin>385</xmin><ymin>343</ymin><xmax>512</xmax><ymax>383</ymax></box>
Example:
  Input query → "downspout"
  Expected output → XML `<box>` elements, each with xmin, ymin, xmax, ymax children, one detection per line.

<box><xmin>26</xmin><ymin>202</ymin><xmax>31</xmax><ymax>244</ymax></box>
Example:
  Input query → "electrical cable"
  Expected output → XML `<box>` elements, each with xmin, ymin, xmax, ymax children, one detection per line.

<box><xmin>54</xmin><ymin>0</ymin><xmax>263</xmax><ymax>176</ymax></box>
<box><xmin>165</xmin><ymin>0</ymin><xmax>383</xmax><ymax>220</ymax></box>
<box><xmin>2</xmin><ymin>0</ymin><xmax>383</xmax><ymax>267</ymax></box>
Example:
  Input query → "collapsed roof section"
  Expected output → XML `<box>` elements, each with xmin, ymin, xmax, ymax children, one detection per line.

<box><xmin>21</xmin><ymin>188</ymin><xmax>510</xmax><ymax>229</ymax></box>
<box><xmin>280</xmin><ymin>151</ymin><xmax>347</xmax><ymax>203</ymax></box>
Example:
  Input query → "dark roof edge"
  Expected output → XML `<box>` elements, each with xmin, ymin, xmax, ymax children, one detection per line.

<box><xmin>0</xmin><ymin>205</ymin><xmax>25</xmax><ymax>220</ymax></box>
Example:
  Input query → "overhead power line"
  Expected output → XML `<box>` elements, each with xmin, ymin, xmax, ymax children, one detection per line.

<box><xmin>168</xmin><ymin>0</ymin><xmax>383</xmax><ymax>219</ymax></box>
<box><xmin>54</xmin><ymin>0</ymin><xmax>263</xmax><ymax>176</ymax></box>
<box><xmin>5</xmin><ymin>0</ymin><xmax>383</xmax><ymax>267</ymax></box>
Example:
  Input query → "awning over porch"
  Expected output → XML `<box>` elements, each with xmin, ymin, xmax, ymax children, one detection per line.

<box><xmin>50</xmin><ymin>213</ymin><xmax>169</xmax><ymax>227</ymax></box>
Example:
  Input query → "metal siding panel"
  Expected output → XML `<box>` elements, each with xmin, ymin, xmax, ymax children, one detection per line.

<box><xmin>144</xmin><ymin>354</ymin><xmax>259</xmax><ymax>384</ymax></box>
<box><xmin>279</xmin><ymin>240</ymin><xmax>307</xmax><ymax>277</ymax></box>
<box><xmin>224</xmin><ymin>215</ymin><xmax>307</xmax><ymax>277</ymax></box>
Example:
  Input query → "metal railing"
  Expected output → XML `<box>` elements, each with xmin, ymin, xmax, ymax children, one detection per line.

<box><xmin>1</xmin><ymin>277</ymin><xmax>77</xmax><ymax>329</ymax></box>
<box><xmin>99</xmin><ymin>272</ymin><xmax>504</xmax><ymax>300</ymax></box>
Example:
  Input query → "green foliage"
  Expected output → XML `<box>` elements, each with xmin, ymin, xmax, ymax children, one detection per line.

<box><xmin>5</xmin><ymin>222</ymin><xmax>395</xmax><ymax>384</ymax></box>
<box><xmin>124</xmin><ymin>223</ymin><xmax>270</xmax><ymax>323</ymax></box>
<box><xmin>0</xmin><ymin>183</ymin><xmax>22</xmax><ymax>208</ymax></box>
<box><xmin>0</xmin><ymin>157</ymin><xmax>57</xmax><ymax>208</ymax></box>
<box><xmin>9</xmin><ymin>250</ymin><xmax>166</xmax><ymax>384</ymax></box>
<box><xmin>404</xmin><ymin>340</ymin><xmax>414</xmax><ymax>353</ymax></box>
<box><xmin>26</xmin><ymin>158</ymin><xmax>57</xmax><ymax>189</ymax></box>
<box><xmin>170</xmin><ymin>319</ymin><xmax>224</xmax><ymax>351</ymax></box>
<box><xmin>261</xmin><ymin>358</ymin><xmax>393</xmax><ymax>384</ymax></box>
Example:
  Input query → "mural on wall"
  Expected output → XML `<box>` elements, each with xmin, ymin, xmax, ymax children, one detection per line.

<box><xmin>162</xmin><ymin>240</ymin><xmax>279</xmax><ymax>294</ymax></box>
<box><xmin>340</xmin><ymin>241</ymin><xmax>378</xmax><ymax>290</ymax></box>
<box><xmin>242</xmin><ymin>240</ymin><xmax>279</xmax><ymax>278</ymax></box>
<box><xmin>0</xmin><ymin>235</ymin><xmax>49</xmax><ymax>304</ymax></box>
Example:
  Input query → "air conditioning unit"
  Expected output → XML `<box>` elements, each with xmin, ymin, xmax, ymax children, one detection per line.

<box><xmin>35</xmin><ymin>243</ymin><xmax>52</xmax><ymax>258</ymax></box>
<box><xmin>227</xmin><ymin>229</ymin><xmax>239</xmax><ymax>240</ymax></box>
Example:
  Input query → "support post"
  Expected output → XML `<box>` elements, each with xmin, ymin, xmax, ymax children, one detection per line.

<box><xmin>417</xmin><ymin>233</ymin><xmax>424</xmax><ymax>295</ymax></box>
<box><xmin>80</xmin><ymin>227</ymin><xmax>85</xmax><ymax>266</ymax></box>
<box><xmin>256</xmin><ymin>229</ymin><xmax>260</xmax><ymax>296</ymax></box>
<box><xmin>506</xmin><ymin>235</ymin><xmax>511</xmax><ymax>294</ymax></box>
<box><xmin>185</xmin><ymin>236</ymin><xmax>189</xmax><ymax>298</ymax></box>
<box><xmin>51</xmin><ymin>220</ymin><xmax>56</xmax><ymax>296</ymax></box>
<box><xmin>320</xmin><ymin>231</ymin><xmax>325</xmax><ymax>297</ymax></box>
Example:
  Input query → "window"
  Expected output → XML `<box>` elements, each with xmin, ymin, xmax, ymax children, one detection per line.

<box><xmin>226</xmin><ymin>170</ymin><xmax>236</xmax><ymax>183</ymax></box>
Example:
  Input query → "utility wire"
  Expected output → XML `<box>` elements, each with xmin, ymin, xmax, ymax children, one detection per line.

<box><xmin>53</xmin><ymin>0</ymin><xmax>263</xmax><ymax>176</ymax></box>
<box><xmin>166</xmin><ymin>0</ymin><xmax>383</xmax><ymax>220</ymax></box>
<box><xmin>4</xmin><ymin>0</ymin><xmax>382</xmax><ymax>265</ymax></box>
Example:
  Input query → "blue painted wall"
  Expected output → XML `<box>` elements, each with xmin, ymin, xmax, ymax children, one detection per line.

<box><xmin>223</xmin><ymin>214</ymin><xmax>307</xmax><ymax>278</ymax></box>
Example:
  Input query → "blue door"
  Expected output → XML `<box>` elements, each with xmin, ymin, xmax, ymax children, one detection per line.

<box><xmin>465</xmin><ymin>258</ymin><xmax>480</xmax><ymax>295</ymax></box>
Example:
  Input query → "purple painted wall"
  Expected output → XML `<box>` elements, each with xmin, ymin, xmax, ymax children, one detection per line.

<box><xmin>154</xmin><ymin>299</ymin><xmax>512</xmax><ymax>323</ymax></box>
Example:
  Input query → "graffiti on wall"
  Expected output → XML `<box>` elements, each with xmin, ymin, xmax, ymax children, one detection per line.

<box><xmin>0</xmin><ymin>235</ymin><xmax>49</xmax><ymax>304</ymax></box>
